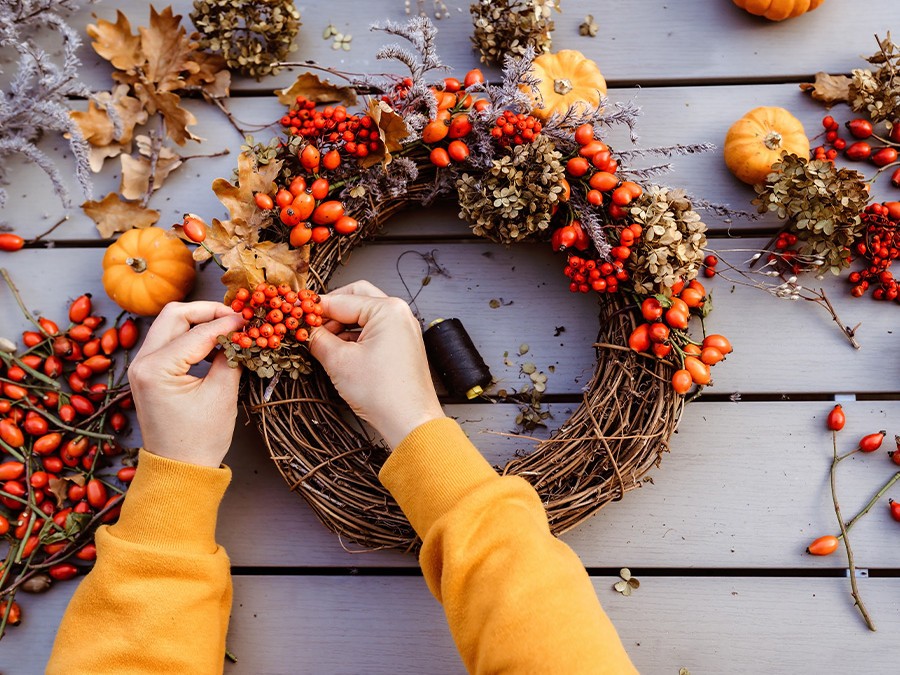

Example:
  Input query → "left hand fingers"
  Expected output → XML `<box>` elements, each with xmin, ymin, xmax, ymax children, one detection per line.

<box><xmin>140</xmin><ymin>301</ymin><xmax>240</xmax><ymax>355</ymax></box>
<box><xmin>149</xmin><ymin>313</ymin><xmax>245</xmax><ymax>373</ymax></box>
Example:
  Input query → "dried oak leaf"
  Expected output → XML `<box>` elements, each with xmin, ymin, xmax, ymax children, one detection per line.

<box><xmin>69</xmin><ymin>86</ymin><xmax>148</xmax><ymax>170</ymax></box>
<box><xmin>189</xmin><ymin>216</ymin><xmax>249</xmax><ymax>262</ymax></box>
<box><xmin>138</xmin><ymin>6</ymin><xmax>199</xmax><ymax>93</ymax></box>
<box><xmin>362</xmin><ymin>99</ymin><xmax>410</xmax><ymax>168</ymax></box>
<box><xmin>219</xmin><ymin>241</ymin><xmax>309</xmax><ymax>303</ymax></box>
<box><xmin>184</xmin><ymin>51</ymin><xmax>231</xmax><ymax>98</ymax></box>
<box><xmin>89</xmin><ymin>143</ymin><xmax>130</xmax><ymax>173</ymax></box>
<box><xmin>133</xmin><ymin>85</ymin><xmax>200</xmax><ymax>146</ymax></box>
<box><xmin>275</xmin><ymin>72</ymin><xmax>358</xmax><ymax>107</ymax></box>
<box><xmin>799</xmin><ymin>72</ymin><xmax>851</xmax><ymax>104</ymax></box>
<box><xmin>47</xmin><ymin>474</ymin><xmax>85</xmax><ymax>505</ymax></box>
<box><xmin>212</xmin><ymin>152</ymin><xmax>283</xmax><ymax>223</ymax></box>
<box><xmin>83</xmin><ymin>192</ymin><xmax>160</xmax><ymax>238</ymax></box>
<box><xmin>120</xmin><ymin>146</ymin><xmax>183</xmax><ymax>200</ymax></box>
<box><xmin>87</xmin><ymin>10</ymin><xmax>143</xmax><ymax>71</ymax></box>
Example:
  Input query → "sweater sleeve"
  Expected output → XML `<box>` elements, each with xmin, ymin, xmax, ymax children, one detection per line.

<box><xmin>46</xmin><ymin>450</ymin><xmax>233</xmax><ymax>675</ymax></box>
<box><xmin>379</xmin><ymin>417</ymin><xmax>637</xmax><ymax>675</ymax></box>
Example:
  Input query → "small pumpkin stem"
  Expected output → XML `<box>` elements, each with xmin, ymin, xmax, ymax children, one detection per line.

<box><xmin>553</xmin><ymin>78</ymin><xmax>573</xmax><ymax>95</ymax></box>
<box><xmin>763</xmin><ymin>131</ymin><xmax>783</xmax><ymax>151</ymax></box>
<box><xmin>126</xmin><ymin>257</ymin><xmax>147</xmax><ymax>273</ymax></box>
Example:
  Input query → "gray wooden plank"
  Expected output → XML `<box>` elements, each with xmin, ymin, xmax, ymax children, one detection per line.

<box><xmin>1</xmin><ymin>242</ymin><xmax>895</xmax><ymax>396</ymax></box>
<box><xmin>5</xmin><ymin>82</ymin><xmax>898</xmax><ymax>241</ymax></box>
<box><xmin>4</xmin><ymin>575</ymin><xmax>900</xmax><ymax>674</ymax></box>
<box><xmin>222</xmin><ymin>400</ymin><xmax>900</xmax><ymax>569</ymax></box>
<box><xmin>60</xmin><ymin>0</ymin><xmax>895</xmax><ymax>91</ymax></box>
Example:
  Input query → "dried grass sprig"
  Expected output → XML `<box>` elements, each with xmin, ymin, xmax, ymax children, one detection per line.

<box><xmin>0</xmin><ymin>0</ymin><xmax>93</xmax><ymax>209</ymax></box>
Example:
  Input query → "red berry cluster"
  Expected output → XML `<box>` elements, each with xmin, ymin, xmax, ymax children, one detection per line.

<box><xmin>256</xmin><ymin>175</ymin><xmax>358</xmax><ymax>248</ymax></box>
<box><xmin>0</xmin><ymin>289</ymin><xmax>141</xmax><ymax>626</ymax></box>
<box><xmin>279</xmin><ymin>97</ymin><xmax>382</xmax><ymax>161</ymax></box>
<box><xmin>815</xmin><ymin>115</ymin><xmax>900</xmax><ymax>174</ymax></box>
<box><xmin>702</xmin><ymin>253</ymin><xmax>719</xmax><ymax>278</ymax></box>
<box><xmin>848</xmin><ymin>203</ymin><xmax>900</xmax><ymax>301</ymax></box>
<box><xmin>564</xmin><ymin>124</ymin><xmax>635</xmax><ymax>219</ymax></box>
<box><xmin>564</xmin><ymin>255</ymin><xmax>629</xmax><ymax>294</ymax></box>
<box><xmin>229</xmin><ymin>283</ymin><xmax>325</xmax><ymax>349</ymax></box>
<box><xmin>490</xmin><ymin>110</ymin><xmax>542</xmax><ymax>147</ymax></box>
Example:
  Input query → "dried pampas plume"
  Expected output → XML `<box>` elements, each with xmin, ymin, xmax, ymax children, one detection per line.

<box><xmin>0</xmin><ymin>0</ymin><xmax>93</xmax><ymax>209</ymax></box>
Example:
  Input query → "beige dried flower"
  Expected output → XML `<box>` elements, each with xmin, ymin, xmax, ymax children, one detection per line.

<box><xmin>470</xmin><ymin>0</ymin><xmax>557</xmax><ymax>65</ymax></box>
<box><xmin>217</xmin><ymin>334</ymin><xmax>312</xmax><ymax>379</ymax></box>
<box><xmin>848</xmin><ymin>33</ymin><xmax>900</xmax><ymax>122</ymax></box>
<box><xmin>191</xmin><ymin>0</ymin><xmax>301</xmax><ymax>79</ymax></box>
<box><xmin>753</xmin><ymin>154</ymin><xmax>868</xmax><ymax>275</ymax></box>
<box><xmin>456</xmin><ymin>134</ymin><xmax>565</xmax><ymax>244</ymax></box>
<box><xmin>629</xmin><ymin>186</ymin><xmax>708</xmax><ymax>295</ymax></box>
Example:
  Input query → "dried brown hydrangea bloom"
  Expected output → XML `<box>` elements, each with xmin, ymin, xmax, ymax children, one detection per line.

<box><xmin>190</xmin><ymin>0</ymin><xmax>301</xmax><ymax>79</ymax></box>
<box><xmin>848</xmin><ymin>33</ymin><xmax>900</xmax><ymax>123</ymax></box>
<box><xmin>470</xmin><ymin>0</ymin><xmax>557</xmax><ymax>65</ymax></box>
<box><xmin>217</xmin><ymin>334</ymin><xmax>312</xmax><ymax>379</ymax></box>
<box><xmin>456</xmin><ymin>134</ymin><xmax>565</xmax><ymax>244</ymax></box>
<box><xmin>753</xmin><ymin>154</ymin><xmax>868</xmax><ymax>275</ymax></box>
<box><xmin>629</xmin><ymin>186</ymin><xmax>708</xmax><ymax>295</ymax></box>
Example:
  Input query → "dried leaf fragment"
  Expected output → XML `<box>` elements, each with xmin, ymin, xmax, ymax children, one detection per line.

<box><xmin>799</xmin><ymin>72</ymin><xmax>851</xmax><ymax>104</ymax></box>
<box><xmin>275</xmin><ymin>73</ymin><xmax>358</xmax><ymax>107</ymax></box>
<box><xmin>120</xmin><ymin>147</ymin><xmax>183</xmax><ymax>200</ymax></box>
<box><xmin>362</xmin><ymin>100</ymin><xmax>410</xmax><ymax>167</ymax></box>
<box><xmin>83</xmin><ymin>192</ymin><xmax>160</xmax><ymax>238</ymax></box>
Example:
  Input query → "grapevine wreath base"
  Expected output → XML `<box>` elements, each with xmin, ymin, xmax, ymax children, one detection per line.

<box><xmin>247</xmin><ymin>238</ymin><xmax>683</xmax><ymax>551</ymax></box>
<box><xmin>188</xmin><ymin>19</ymin><xmax>720</xmax><ymax>552</ymax></box>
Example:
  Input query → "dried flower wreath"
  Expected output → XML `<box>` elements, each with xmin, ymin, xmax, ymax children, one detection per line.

<box><xmin>178</xmin><ymin>18</ymin><xmax>728</xmax><ymax>551</ymax></box>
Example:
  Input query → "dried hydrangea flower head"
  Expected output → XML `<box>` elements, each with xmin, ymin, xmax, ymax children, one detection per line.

<box><xmin>753</xmin><ymin>153</ymin><xmax>868</xmax><ymax>275</ymax></box>
<box><xmin>456</xmin><ymin>134</ymin><xmax>565</xmax><ymax>243</ymax></box>
<box><xmin>629</xmin><ymin>186</ymin><xmax>708</xmax><ymax>295</ymax></box>
<box><xmin>190</xmin><ymin>0</ymin><xmax>301</xmax><ymax>79</ymax></box>
<box><xmin>470</xmin><ymin>0</ymin><xmax>557</xmax><ymax>65</ymax></box>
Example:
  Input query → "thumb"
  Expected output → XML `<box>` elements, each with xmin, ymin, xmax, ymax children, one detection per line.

<box><xmin>156</xmin><ymin>313</ymin><xmax>246</xmax><ymax>372</ymax></box>
<box><xmin>203</xmin><ymin>349</ymin><xmax>242</xmax><ymax>394</ymax></box>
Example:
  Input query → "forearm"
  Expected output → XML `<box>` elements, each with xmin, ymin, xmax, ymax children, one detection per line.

<box><xmin>380</xmin><ymin>418</ymin><xmax>636</xmax><ymax>674</ymax></box>
<box><xmin>47</xmin><ymin>451</ymin><xmax>233</xmax><ymax>675</ymax></box>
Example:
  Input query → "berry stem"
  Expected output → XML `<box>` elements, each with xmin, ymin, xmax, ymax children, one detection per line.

<box><xmin>838</xmin><ymin>471</ymin><xmax>900</xmax><ymax>537</ymax></box>
<box><xmin>830</xmin><ymin>430</ymin><xmax>876</xmax><ymax>631</ymax></box>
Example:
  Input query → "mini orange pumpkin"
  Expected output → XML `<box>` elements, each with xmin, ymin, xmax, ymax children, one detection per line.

<box><xmin>733</xmin><ymin>0</ymin><xmax>824</xmax><ymax>21</ymax></box>
<box><xmin>724</xmin><ymin>107</ymin><xmax>810</xmax><ymax>185</ymax></box>
<box><xmin>102</xmin><ymin>227</ymin><xmax>196</xmax><ymax>316</ymax></box>
<box><xmin>527</xmin><ymin>49</ymin><xmax>607</xmax><ymax>121</ymax></box>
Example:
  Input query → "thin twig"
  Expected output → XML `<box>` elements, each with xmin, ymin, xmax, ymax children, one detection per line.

<box><xmin>831</xmin><ymin>431</ymin><xmax>876</xmax><ymax>631</ymax></box>
<box><xmin>814</xmin><ymin>288</ymin><xmax>860</xmax><ymax>350</ymax></box>
<box><xmin>141</xmin><ymin>120</ymin><xmax>165</xmax><ymax>208</ymax></box>
<box><xmin>27</xmin><ymin>215</ymin><xmax>69</xmax><ymax>244</ymax></box>
<box><xmin>841</xmin><ymin>471</ymin><xmax>900</xmax><ymax>536</ymax></box>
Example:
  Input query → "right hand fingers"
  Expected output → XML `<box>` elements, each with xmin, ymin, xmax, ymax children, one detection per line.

<box><xmin>325</xmin><ymin>280</ymin><xmax>389</xmax><ymax>299</ymax></box>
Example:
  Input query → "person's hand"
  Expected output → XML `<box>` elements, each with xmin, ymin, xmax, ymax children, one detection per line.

<box><xmin>308</xmin><ymin>281</ymin><xmax>445</xmax><ymax>449</ymax></box>
<box><xmin>127</xmin><ymin>302</ymin><xmax>246</xmax><ymax>468</ymax></box>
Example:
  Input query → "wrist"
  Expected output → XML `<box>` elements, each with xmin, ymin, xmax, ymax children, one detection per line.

<box><xmin>381</xmin><ymin>404</ymin><xmax>446</xmax><ymax>450</ymax></box>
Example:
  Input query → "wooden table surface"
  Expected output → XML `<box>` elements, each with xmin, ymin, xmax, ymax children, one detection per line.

<box><xmin>2</xmin><ymin>1</ymin><xmax>900</xmax><ymax>672</ymax></box>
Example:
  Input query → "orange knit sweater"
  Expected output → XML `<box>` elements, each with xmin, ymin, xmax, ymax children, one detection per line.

<box><xmin>47</xmin><ymin>418</ymin><xmax>635</xmax><ymax>673</ymax></box>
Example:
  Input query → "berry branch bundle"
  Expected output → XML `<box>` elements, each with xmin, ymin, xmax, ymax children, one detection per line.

<box><xmin>177</xmin><ymin>18</ymin><xmax>727</xmax><ymax>551</ymax></box>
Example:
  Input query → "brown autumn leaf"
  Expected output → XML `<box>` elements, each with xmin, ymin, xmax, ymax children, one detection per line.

<box><xmin>219</xmin><ymin>241</ymin><xmax>310</xmax><ymax>303</ymax></box>
<box><xmin>275</xmin><ymin>72</ymin><xmax>358</xmax><ymax>107</ymax></box>
<box><xmin>89</xmin><ymin>143</ymin><xmax>130</xmax><ymax>173</ymax></box>
<box><xmin>133</xmin><ymin>84</ymin><xmax>200</xmax><ymax>146</ymax></box>
<box><xmin>799</xmin><ymin>72</ymin><xmax>851</xmax><ymax>104</ymax></box>
<box><xmin>69</xmin><ymin>85</ymin><xmax>148</xmax><ymax>154</ymax></box>
<box><xmin>212</xmin><ymin>152</ymin><xmax>283</xmax><ymax>223</ymax></box>
<box><xmin>120</xmin><ymin>146</ymin><xmax>183</xmax><ymax>200</ymax></box>
<box><xmin>47</xmin><ymin>474</ymin><xmax>86</xmax><ymax>505</ymax></box>
<box><xmin>362</xmin><ymin>99</ymin><xmax>410</xmax><ymax>167</ymax></box>
<box><xmin>139</xmin><ymin>6</ymin><xmax>198</xmax><ymax>93</ymax></box>
<box><xmin>184</xmin><ymin>51</ymin><xmax>231</xmax><ymax>98</ymax></box>
<box><xmin>87</xmin><ymin>10</ymin><xmax>143</xmax><ymax>71</ymax></box>
<box><xmin>83</xmin><ymin>192</ymin><xmax>160</xmax><ymax>238</ymax></box>
<box><xmin>190</xmin><ymin>216</ymin><xmax>252</xmax><ymax>262</ymax></box>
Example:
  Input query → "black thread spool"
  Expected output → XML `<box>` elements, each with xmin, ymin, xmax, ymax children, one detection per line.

<box><xmin>423</xmin><ymin>318</ymin><xmax>492</xmax><ymax>399</ymax></box>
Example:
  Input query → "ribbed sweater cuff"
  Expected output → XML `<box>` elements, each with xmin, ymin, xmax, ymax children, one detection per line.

<box><xmin>379</xmin><ymin>418</ymin><xmax>499</xmax><ymax>538</ymax></box>
<box><xmin>108</xmin><ymin>449</ymin><xmax>231</xmax><ymax>554</ymax></box>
